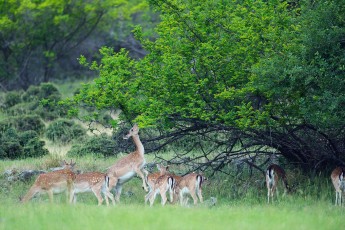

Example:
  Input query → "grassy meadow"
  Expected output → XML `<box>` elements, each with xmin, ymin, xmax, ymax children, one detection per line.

<box><xmin>0</xmin><ymin>154</ymin><xmax>344</xmax><ymax>230</ymax></box>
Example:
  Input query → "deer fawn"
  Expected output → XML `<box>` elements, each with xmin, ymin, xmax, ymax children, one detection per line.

<box><xmin>21</xmin><ymin>160</ymin><xmax>76</xmax><ymax>204</ymax></box>
<box><xmin>148</xmin><ymin>174</ymin><xmax>175</xmax><ymax>206</ymax></box>
<box><xmin>72</xmin><ymin>172</ymin><xmax>115</xmax><ymax>206</ymax></box>
<box><xmin>107</xmin><ymin>124</ymin><xmax>148</xmax><ymax>203</ymax></box>
<box><xmin>175</xmin><ymin>172</ymin><xmax>206</xmax><ymax>206</ymax></box>
<box><xmin>331</xmin><ymin>166</ymin><xmax>345</xmax><ymax>206</ymax></box>
<box><xmin>144</xmin><ymin>164</ymin><xmax>170</xmax><ymax>204</ymax></box>
<box><xmin>266</xmin><ymin>164</ymin><xmax>289</xmax><ymax>203</ymax></box>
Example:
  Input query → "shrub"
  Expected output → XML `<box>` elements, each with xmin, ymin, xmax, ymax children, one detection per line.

<box><xmin>12</xmin><ymin>115</ymin><xmax>45</xmax><ymax>134</ymax></box>
<box><xmin>19</xmin><ymin>130</ymin><xmax>39</xmax><ymax>146</ymax></box>
<box><xmin>3</xmin><ymin>91</ymin><xmax>22</xmax><ymax>108</ymax></box>
<box><xmin>45</xmin><ymin>119</ymin><xmax>86</xmax><ymax>143</ymax></box>
<box><xmin>23</xmin><ymin>138</ymin><xmax>48</xmax><ymax>158</ymax></box>
<box><xmin>6</xmin><ymin>102</ymin><xmax>37</xmax><ymax>116</ymax></box>
<box><xmin>68</xmin><ymin>135</ymin><xmax>116</xmax><ymax>157</ymax></box>
<box><xmin>0</xmin><ymin>128</ymin><xmax>23</xmax><ymax>159</ymax></box>
<box><xmin>0</xmin><ymin>127</ymin><xmax>48</xmax><ymax>159</ymax></box>
<box><xmin>1</xmin><ymin>141</ymin><xmax>23</xmax><ymax>159</ymax></box>
<box><xmin>22</xmin><ymin>83</ymin><xmax>60</xmax><ymax>102</ymax></box>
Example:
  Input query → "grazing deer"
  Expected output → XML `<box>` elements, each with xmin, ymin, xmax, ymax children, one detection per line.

<box><xmin>21</xmin><ymin>160</ymin><xmax>76</xmax><ymax>204</ymax></box>
<box><xmin>144</xmin><ymin>164</ymin><xmax>170</xmax><ymax>204</ymax></box>
<box><xmin>331</xmin><ymin>166</ymin><xmax>345</xmax><ymax>206</ymax></box>
<box><xmin>266</xmin><ymin>164</ymin><xmax>289</xmax><ymax>203</ymax></box>
<box><xmin>175</xmin><ymin>172</ymin><xmax>206</xmax><ymax>206</ymax></box>
<box><xmin>107</xmin><ymin>124</ymin><xmax>148</xmax><ymax>203</ymax></box>
<box><xmin>72</xmin><ymin>172</ymin><xmax>115</xmax><ymax>206</ymax></box>
<box><xmin>148</xmin><ymin>174</ymin><xmax>175</xmax><ymax>207</ymax></box>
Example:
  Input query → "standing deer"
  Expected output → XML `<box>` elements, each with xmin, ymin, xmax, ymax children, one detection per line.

<box><xmin>331</xmin><ymin>166</ymin><xmax>345</xmax><ymax>206</ymax></box>
<box><xmin>144</xmin><ymin>164</ymin><xmax>170</xmax><ymax>204</ymax></box>
<box><xmin>21</xmin><ymin>160</ymin><xmax>76</xmax><ymax>204</ymax></box>
<box><xmin>148</xmin><ymin>174</ymin><xmax>175</xmax><ymax>207</ymax></box>
<box><xmin>107</xmin><ymin>124</ymin><xmax>148</xmax><ymax>203</ymax></box>
<box><xmin>175</xmin><ymin>172</ymin><xmax>206</xmax><ymax>206</ymax></box>
<box><xmin>266</xmin><ymin>164</ymin><xmax>289</xmax><ymax>203</ymax></box>
<box><xmin>72</xmin><ymin>172</ymin><xmax>115</xmax><ymax>206</ymax></box>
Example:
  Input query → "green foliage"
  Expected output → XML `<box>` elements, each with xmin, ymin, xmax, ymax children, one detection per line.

<box><xmin>70</xmin><ymin>0</ymin><xmax>298</xmax><ymax>129</ymax></box>
<box><xmin>3</xmin><ymin>91</ymin><xmax>23</xmax><ymax>109</ymax></box>
<box><xmin>5</xmin><ymin>83</ymin><xmax>67</xmax><ymax>120</ymax></box>
<box><xmin>45</xmin><ymin>119</ymin><xmax>86</xmax><ymax>143</ymax></box>
<box><xmin>0</xmin><ymin>115</ymin><xmax>45</xmax><ymax>134</ymax></box>
<box><xmin>0</xmin><ymin>0</ymin><xmax>153</xmax><ymax>89</ymax></box>
<box><xmin>64</xmin><ymin>0</ymin><xmax>345</xmax><ymax>168</ymax></box>
<box><xmin>67</xmin><ymin>134</ymin><xmax>116</xmax><ymax>158</ymax></box>
<box><xmin>0</xmin><ymin>127</ymin><xmax>47</xmax><ymax>159</ymax></box>
<box><xmin>15</xmin><ymin>115</ymin><xmax>45</xmax><ymax>133</ymax></box>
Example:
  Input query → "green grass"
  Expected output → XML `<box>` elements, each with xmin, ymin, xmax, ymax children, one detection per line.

<box><xmin>0</xmin><ymin>156</ymin><xmax>344</xmax><ymax>230</ymax></box>
<box><xmin>0</xmin><ymin>200</ymin><xmax>344</xmax><ymax>230</ymax></box>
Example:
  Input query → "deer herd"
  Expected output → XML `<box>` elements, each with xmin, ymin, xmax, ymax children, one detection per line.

<box><xmin>20</xmin><ymin>124</ymin><xmax>345</xmax><ymax>207</ymax></box>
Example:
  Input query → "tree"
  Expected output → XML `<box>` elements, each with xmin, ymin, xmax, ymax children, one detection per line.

<box><xmin>0</xmin><ymin>0</ymin><xmax>152</xmax><ymax>90</ymax></box>
<box><xmin>67</xmin><ymin>0</ymin><xmax>345</xmax><ymax>174</ymax></box>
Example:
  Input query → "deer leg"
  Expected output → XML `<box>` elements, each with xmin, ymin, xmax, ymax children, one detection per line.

<box><xmin>145</xmin><ymin>190</ymin><xmax>153</xmax><ymax>205</ymax></box>
<box><xmin>114</xmin><ymin>184</ymin><xmax>123</xmax><ymax>203</ymax></box>
<box><xmin>179</xmin><ymin>192</ymin><xmax>185</xmax><ymax>206</ymax></box>
<box><xmin>134</xmin><ymin>168</ymin><xmax>149</xmax><ymax>192</ymax></box>
<box><xmin>73</xmin><ymin>194</ymin><xmax>77</xmax><ymax>204</ymax></box>
<box><xmin>21</xmin><ymin>186</ymin><xmax>40</xmax><ymax>203</ymax></box>
<box><xmin>91</xmin><ymin>187</ymin><xmax>103</xmax><ymax>206</ymax></box>
<box><xmin>149</xmin><ymin>190</ymin><xmax>158</xmax><ymax>207</ymax></box>
<box><xmin>190</xmin><ymin>191</ymin><xmax>198</xmax><ymax>205</ymax></box>
<box><xmin>160</xmin><ymin>189</ymin><xmax>168</xmax><ymax>206</ymax></box>
<box><xmin>168</xmin><ymin>187</ymin><xmax>174</xmax><ymax>203</ymax></box>
<box><xmin>47</xmin><ymin>189</ymin><xmax>54</xmax><ymax>203</ymax></box>
<box><xmin>197</xmin><ymin>187</ymin><xmax>203</xmax><ymax>203</ymax></box>
<box><xmin>340</xmin><ymin>191</ymin><xmax>342</xmax><ymax>206</ymax></box>
<box><xmin>105</xmin><ymin>190</ymin><xmax>115</xmax><ymax>206</ymax></box>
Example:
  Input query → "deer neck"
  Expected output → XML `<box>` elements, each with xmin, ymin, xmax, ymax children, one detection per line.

<box><xmin>132</xmin><ymin>134</ymin><xmax>144</xmax><ymax>157</ymax></box>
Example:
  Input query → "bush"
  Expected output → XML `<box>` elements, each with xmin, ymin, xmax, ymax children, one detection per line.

<box><xmin>3</xmin><ymin>91</ymin><xmax>22</xmax><ymax>108</ymax></box>
<box><xmin>16</xmin><ymin>83</ymin><xmax>66</xmax><ymax>120</ymax></box>
<box><xmin>45</xmin><ymin>119</ymin><xmax>86</xmax><ymax>143</ymax></box>
<box><xmin>68</xmin><ymin>135</ymin><xmax>116</xmax><ymax>157</ymax></box>
<box><xmin>19</xmin><ymin>130</ymin><xmax>39</xmax><ymax>146</ymax></box>
<box><xmin>22</xmin><ymin>83</ymin><xmax>60</xmax><ymax>102</ymax></box>
<box><xmin>0</xmin><ymin>127</ymin><xmax>47</xmax><ymax>159</ymax></box>
<box><xmin>13</xmin><ymin>115</ymin><xmax>45</xmax><ymax>134</ymax></box>
<box><xmin>23</xmin><ymin>138</ymin><xmax>49</xmax><ymax>158</ymax></box>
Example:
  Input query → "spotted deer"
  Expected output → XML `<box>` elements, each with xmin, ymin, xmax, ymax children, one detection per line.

<box><xmin>148</xmin><ymin>174</ymin><xmax>175</xmax><ymax>207</ymax></box>
<box><xmin>72</xmin><ymin>172</ymin><xmax>115</xmax><ymax>206</ymax></box>
<box><xmin>107</xmin><ymin>124</ymin><xmax>148</xmax><ymax>203</ymax></box>
<box><xmin>266</xmin><ymin>164</ymin><xmax>289</xmax><ymax>203</ymax></box>
<box><xmin>20</xmin><ymin>160</ymin><xmax>76</xmax><ymax>204</ymax></box>
<box><xmin>175</xmin><ymin>172</ymin><xmax>206</xmax><ymax>206</ymax></box>
<box><xmin>331</xmin><ymin>166</ymin><xmax>345</xmax><ymax>206</ymax></box>
<box><xmin>144</xmin><ymin>164</ymin><xmax>170</xmax><ymax>204</ymax></box>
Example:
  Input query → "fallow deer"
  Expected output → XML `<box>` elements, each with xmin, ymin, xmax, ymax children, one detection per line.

<box><xmin>331</xmin><ymin>166</ymin><xmax>345</xmax><ymax>206</ymax></box>
<box><xmin>144</xmin><ymin>164</ymin><xmax>170</xmax><ymax>204</ymax></box>
<box><xmin>72</xmin><ymin>172</ymin><xmax>115</xmax><ymax>206</ymax></box>
<box><xmin>148</xmin><ymin>174</ymin><xmax>175</xmax><ymax>207</ymax></box>
<box><xmin>175</xmin><ymin>172</ymin><xmax>206</xmax><ymax>206</ymax></box>
<box><xmin>266</xmin><ymin>164</ymin><xmax>289</xmax><ymax>203</ymax></box>
<box><xmin>107</xmin><ymin>124</ymin><xmax>148</xmax><ymax>203</ymax></box>
<box><xmin>21</xmin><ymin>160</ymin><xmax>76</xmax><ymax>204</ymax></box>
